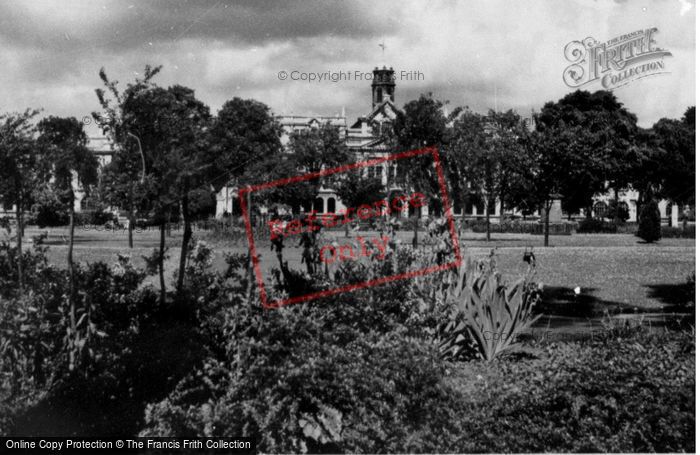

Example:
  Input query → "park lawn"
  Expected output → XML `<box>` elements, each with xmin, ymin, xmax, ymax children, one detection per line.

<box><xmin>4</xmin><ymin>227</ymin><xmax>694</xmax><ymax>312</ymax></box>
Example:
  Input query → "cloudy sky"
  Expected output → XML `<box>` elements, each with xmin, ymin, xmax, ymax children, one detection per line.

<box><xmin>0</xmin><ymin>0</ymin><xmax>694</xmax><ymax>136</ymax></box>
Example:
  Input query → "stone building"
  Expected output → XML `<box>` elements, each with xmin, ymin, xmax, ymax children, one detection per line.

<box><xmin>214</xmin><ymin>65</ymin><xmax>686</xmax><ymax>227</ymax></box>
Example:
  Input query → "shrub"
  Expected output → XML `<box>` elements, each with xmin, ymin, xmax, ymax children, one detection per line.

<box><xmin>141</xmin><ymin>328</ymin><xmax>455</xmax><ymax>453</ymax></box>
<box><xmin>577</xmin><ymin>217</ymin><xmax>618</xmax><ymax>233</ymax></box>
<box><xmin>605</xmin><ymin>200</ymin><xmax>630</xmax><ymax>223</ymax></box>
<box><xmin>89</xmin><ymin>209</ymin><xmax>117</xmax><ymax>226</ymax></box>
<box><xmin>0</xmin><ymin>242</ymin><xmax>54</xmax><ymax>299</ymax></box>
<box><xmin>454</xmin><ymin>329</ymin><xmax>695</xmax><ymax>452</ymax></box>
<box><xmin>32</xmin><ymin>189</ymin><xmax>69</xmax><ymax>228</ymax></box>
<box><xmin>637</xmin><ymin>200</ymin><xmax>661</xmax><ymax>242</ymax></box>
<box><xmin>140</xmin><ymin>248</ymin><xmax>461</xmax><ymax>453</ymax></box>
<box><xmin>462</xmin><ymin>219</ymin><xmax>574</xmax><ymax>235</ymax></box>
<box><xmin>661</xmin><ymin>224</ymin><xmax>695</xmax><ymax>238</ymax></box>
<box><xmin>0</xmin><ymin>248</ymin><xmax>191</xmax><ymax>436</ymax></box>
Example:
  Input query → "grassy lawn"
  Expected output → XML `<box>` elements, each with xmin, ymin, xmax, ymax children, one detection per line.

<box><xmin>4</xmin><ymin>226</ymin><xmax>694</xmax><ymax>315</ymax></box>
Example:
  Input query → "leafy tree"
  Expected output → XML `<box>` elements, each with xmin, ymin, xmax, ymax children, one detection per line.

<box><xmin>446</xmin><ymin>109</ymin><xmax>531</xmax><ymax>241</ymax></box>
<box><xmin>537</xmin><ymin>90</ymin><xmax>638</xmax><ymax>220</ymax></box>
<box><xmin>207</xmin><ymin>97</ymin><xmax>283</xmax><ymax>192</ymax></box>
<box><xmin>207</xmin><ymin>97</ymin><xmax>284</xmax><ymax>294</ymax></box>
<box><xmin>251</xmin><ymin>122</ymin><xmax>350</xmax><ymax>214</ymax></box>
<box><xmin>121</xmin><ymin>82</ymin><xmax>211</xmax><ymax>297</ymax></box>
<box><xmin>32</xmin><ymin>186</ymin><xmax>70</xmax><ymax>227</ymax></box>
<box><xmin>393</xmin><ymin>94</ymin><xmax>454</xmax><ymax>194</ymax></box>
<box><xmin>637</xmin><ymin>199</ymin><xmax>661</xmax><ymax>243</ymax></box>
<box><xmin>393</xmin><ymin>94</ymin><xmax>458</xmax><ymax>245</ymax></box>
<box><xmin>289</xmin><ymin>122</ymin><xmax>351</xmax><ymax>175</ymax></box>
<box><xmin>487</xmin><ymin>110</ymin><xmax>534</xmax><ymax>221</ymax></box>
<box><xmin>281</xmin><ymin>122</ymin><xmax>352</xmax><ymax>212</ymax></box>
<box><xmin>0</xmin><ymin>109</ymin><xmax>43</xmax><ymax>290</ymax></box>
<box><xmin>258</xmin><ymin>157</ymin><xmax>318</xmax><ymax>214</ymax></box>
<box><xmin>652</xmin><ymin>106</ymin><xmax>695</xmax><ymax>207</ymax></box>
<box><xmin>335</xmin><ymin>171</ymin><xmax>386</xmax><ymax>211</ymax></box>
<box><xmin>37</xmin><ymin>116</ymin><xmax>99</xmax><ymax>371</ymax></box>
<box><xmin>445</xmin><ymin>110</ymin><xmax>488</xmax><ymax>233</ymax></box>
<box><xmin>527</xmin><ymin>122</ymin><xmax>583</xmax><ymax>246</ymax></box>
<box><xmin>93</xmin><ymin>66</ymin><xmax>161</xmax><ymax>248</ymax></box>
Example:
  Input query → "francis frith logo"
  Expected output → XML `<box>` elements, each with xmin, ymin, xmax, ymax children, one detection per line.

<box><xmin>563</xmin><ymin>27</ymin><xmax>672</xmax><ymax>90</ymax></box>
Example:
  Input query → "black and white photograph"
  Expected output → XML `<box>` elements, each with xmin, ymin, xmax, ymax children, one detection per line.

<box><xmin>0</xmin><ymin>1</ymin><xmax>696</xmax><ymax>453</ymax></box>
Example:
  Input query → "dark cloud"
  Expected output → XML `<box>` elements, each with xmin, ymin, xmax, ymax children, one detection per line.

<box><xmin>0</xmin><ymin>0</ymin><xmax>398</xmax><ymax>52</ymax></box>
<box><xmin>0</xmin><ymin>0</ymin><xmax>692</xmax><ymax>133</ymax></box>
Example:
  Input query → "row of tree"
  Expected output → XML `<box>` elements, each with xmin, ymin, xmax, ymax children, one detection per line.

<box><xmin>0</xmin><ymin>65</ymin><xmax>695</xmax><ymax>303</ymax></box>
<box><xmin>388</xmin><ymin>91</ymin><xmax>694</xmax><ymax>245</ymax></box>
<box><xmin>0</xmin><ymin>65</ymin><xmax>355</xmax><ymax>307</ymax></box>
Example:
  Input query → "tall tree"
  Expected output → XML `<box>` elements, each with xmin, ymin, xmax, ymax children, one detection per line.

<box><xmin>446</xmin><ymin>109</ymin><xmax>530</xmax><ymax>241</ymax></box>
<box><xmin>207</xmin><ymin>97</ymin><xmax>283</xmax><ymax>192</ymax></box>
<box><xmin>537</xmin><ymin>90</ymin><xmax>638</xmax><ymax>219</ymax></box>
<box><xmin>335</xmin><ymin>172</ymin><xmax>386</xmax><ymax>211</ymax></box>
<box><xmin>393</xmin><ymin>93</ymin><xmax>458</xmax><ymax>245</ymax></box>
<box><xmin>445</xmin><ymin>110</ymin><xmax>489</xmax><ymax>235</ymax></box>
<box><xmin>0</xmin><ymin>109</ymin><xmax>43</xmax><ymax>291</ymax></box>
<box><xmin>393</xmin><ymin>94</ymin><xmax>453</xmax><ymax>195</ymax></box>
<box><xmin>37</xmin><ymin>116</ymin><xmax>99</xmax><ymax>371</ymax></box>
<box><xmin>93</xmin><ymin>66</ymin><xmax>161</xmax><ymax>248</ymax></box>
<box><xmin>121</xmin><ymin>82</ymin><xmax>211</xmax><ymax>298</ymax></box>
<box><xmin>288</xmin><ymin>122</ymin><xmax>351</xmax><ymax>175</ymax></box>
<box><xmin>652</xmin><ymin>106</ymin><xmax>695</xmax><ymax>207</ymax></box>
<box><xmin>487</xmin><ymin>110</ymin><xmax>533</xmax><ymax>221</ymax></box>
<box><xmin>528</xmin><ymin>120</ymin><xmax>584</xmax><ymax>246</ymax></box>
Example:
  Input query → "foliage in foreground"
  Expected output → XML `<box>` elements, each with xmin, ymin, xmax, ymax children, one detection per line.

<box><xmin>0</xmin><ymin>241</ymin><xmax>695</xmax><ymax>453</ymax></box>
<box><xmin>0</xmin><ymin>242</ymin><xmax>202</xmax><ymax>436</ymax></box>
<box><xmin>453</xmin><ymin>329</ymin><xmax>695</xmax><ymax>453</ymax></box>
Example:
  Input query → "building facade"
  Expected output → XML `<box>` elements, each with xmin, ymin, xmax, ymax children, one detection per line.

<box><xmin>215</xmin><ymin>65</ymin><xmax>685</xmax><ymax>226</ymax></box>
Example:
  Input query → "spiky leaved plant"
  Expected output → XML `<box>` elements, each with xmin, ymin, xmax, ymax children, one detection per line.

<box><xmin>438</xmin><ymin>253</ymin><xmax>541</xmax><ymax>361</ymax></box>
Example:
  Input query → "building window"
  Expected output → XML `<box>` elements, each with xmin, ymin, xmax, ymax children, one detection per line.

<box><xmin>593</xmin><ymin>201</ymin><xmax>607</xmax><ymax>219</ymax></box>
<box><xmin>487</xmin><ymin>199</ymin><xmax>496</xmax><ymax>216</ymax></box>
<box><xmin>367</xmin><ymin>165</ymin><xmax>382</xmax><ymax>180</ymax></box>
<box><xmin>327</xmin><ymin>198</ymin><xmax>336</xmax><ymax>214</ymax></box>
<box><xmin>475</xmin><ymin>198</ymin><xmax>484</xmax><ymax>215</ymax></box>
<box><xmin>314</xmin><ymin>197</ymin><xmax>324</xmax><ymax>213</ymax></box>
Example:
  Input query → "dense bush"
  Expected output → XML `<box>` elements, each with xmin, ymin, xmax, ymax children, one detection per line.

<box><xmin>140</xmin><ymin>246</ymin><xmax>463</xmax><ymax>452</ymax></box>
<box><xmin>577</xmin><ymin>217</ymin><xmax>618</xmax><ymax>233</ymax></box>
<box><xmin>463</xmin><ymin>219</ymin><xmax>574</xmax><ymax>235</ymax></box>
<box><xmin>0</xmin><ymin>244</ymin><xmax>206</xmax><ymax>436</ymax></box>
<box><xmin>661</xmin><ymin>224</ymin><xmax>695</xmax><ymax>238</ymax></box>
<box><xmin>605</xmin><ymin>200</ymin><xmax>630</xmax><ymax>222</ymax></box>
<box><xmin>451</xmin><ymin>329</ymin><xmax>695</xmax><ymax>452</ymax></box>
<box><xmin>33</xmin><ymin>202</ymin><xmax>69</xmax><ymax>228</ymax></box>
<box><xmin>87</xmin><ymin>209</ymin><xmax>118</xmax><ymax>226</ymax></box>
<box><xmin>637</xmin><ymin>200</ymin><xmax>661</xmax><ymax>242</ymax></box>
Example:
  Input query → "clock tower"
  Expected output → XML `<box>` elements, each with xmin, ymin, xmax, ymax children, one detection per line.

<box><xmin>371</xmin><ymin>66</ymin><xmax>395</xmax><ymax>109</ymax></box>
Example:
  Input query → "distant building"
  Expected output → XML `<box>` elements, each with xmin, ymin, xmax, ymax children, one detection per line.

<box><xmin>215</xmin><ymin>66</ymin><xmax>686</xmax><ymax>226</ymax></box>
<box><xmin>0</xmin><ymin>136</ymin><xmax>112</xmax><ymax>219</ymax></box>
<box><xmin>216</xmin><ymin>66</ymin><xmax>408</xmax><ymax>218</ymax></box>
